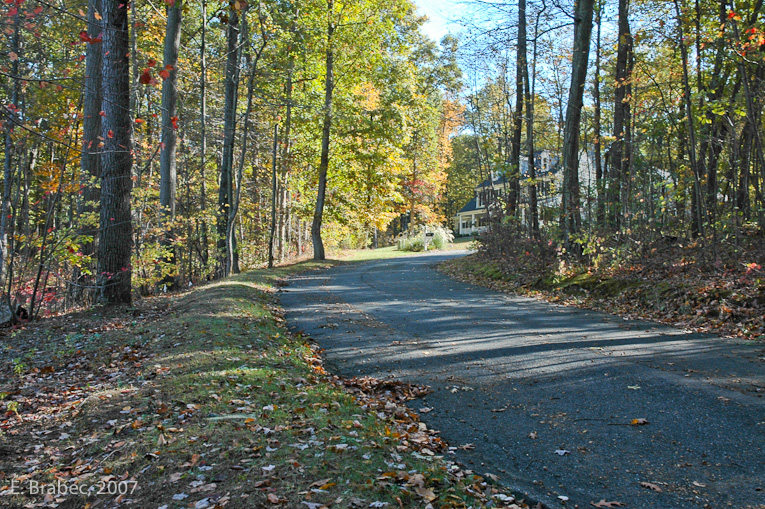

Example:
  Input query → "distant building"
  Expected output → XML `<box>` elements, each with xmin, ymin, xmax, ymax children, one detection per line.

<box><xmin>453</xmin><ymin>150</ymin><xmax>595</xmax><ymax>236</ymax></box>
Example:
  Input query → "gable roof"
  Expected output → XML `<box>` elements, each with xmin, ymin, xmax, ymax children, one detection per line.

<box><xmin>456</xmin><ymin>196</ymin><xmax>481</xmax><ymax>214</ymax></box>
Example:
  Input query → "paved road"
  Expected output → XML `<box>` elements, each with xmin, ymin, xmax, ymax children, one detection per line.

<box><xmin>280</xmin><ymin>251</ymin><xmax>765</xmax><ymax>508</ymax></box>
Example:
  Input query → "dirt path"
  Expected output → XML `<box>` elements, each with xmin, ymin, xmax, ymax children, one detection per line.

<box><xmin>280</xmin><ymin>251</ymin><xmax>765</xmax><ymax>508</ymax></box>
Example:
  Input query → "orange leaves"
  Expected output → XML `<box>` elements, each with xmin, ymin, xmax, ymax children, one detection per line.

<box><xmin>78</xmin><ymin>30</ymin><xmax>102</xmax><ymax>44</ymax></box>
<box><xmin>159</xmin><ymin>68</ymin><xmax>170</xmax><ymax>80</ymax></box>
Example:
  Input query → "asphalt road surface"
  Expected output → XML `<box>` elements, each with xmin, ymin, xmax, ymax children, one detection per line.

<box><xmin>280</xmin><ymin>251</ymin><xmax>765</xmax><ymax>508</ymax></box>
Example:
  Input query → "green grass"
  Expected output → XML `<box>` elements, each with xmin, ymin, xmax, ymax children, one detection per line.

<box><xmin>1</xmin><ymin>260</ymin><xmax>510</xmax><ymax>508</ymax></box>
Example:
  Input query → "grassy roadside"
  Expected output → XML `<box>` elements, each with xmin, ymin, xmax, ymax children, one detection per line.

<box><xmin>1</xmin><ymin>256</ymin><xmax>523</xmax><ymax>509</ymax></box>
<box><xmin>440</xmin><ymin>251</ymin><xmax>764</xmax><ymax>341</ymax></box>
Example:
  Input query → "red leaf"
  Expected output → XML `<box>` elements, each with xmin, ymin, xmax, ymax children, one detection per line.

<box><xmin>159</xmin><ymin>69</ymin><xmax>170</xmax><ymax>80</ymax></box>
<box><xmin>139</xmin><ymin>69</ymin><xmax>152</xmax><ymax>84</ymax></box>
<box><xmin>165</xmin><ymin>0</ymin><xmax>175</xmax><ymax>6</ymax></box>
<box><xmin>79</xmin><ymin>30</ymin><xmax>90</xmax><ymax>43</ymax></box>
<box><xmin>165</xmin><ymin>64</ymin><xmax>174</xmax><ymax>71</ymax></box>
<box><xmin>107</xmin><ymin>130</ymin><xmax>114</xmax><ymax>138</ymax></box>
<box><xmin>170</xmin><ymin>116</ymin><xmax>178</xmax><ymax>129</ymax></box>
<box><xmin>147</xmin><ymin>58</ymin><xmax>156</xmax><ymax>67</ymax></box>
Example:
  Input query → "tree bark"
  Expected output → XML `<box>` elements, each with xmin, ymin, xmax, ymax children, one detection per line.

<box><xmin>610</xmin><ymin>0</ymin><xmax>633</xmax><ymax>229</ymax></box>
<box><xmin>74</xmin><ymin>0</ymin><xmax>103</xmax><ymax>302</ymax></box>
<box><xmin>311</xmin><ymin>0</ymin><xmax>334</xmax><ymax>261</ymax></box>
<box><xmin>509</xmin><ymin>0</ymin><xmax>525</xmax><ymax>218</ymax></box>
<box><xmin>159</xmin><ymin>0</ymin><xmax>181</xmax><ymax>284</ymax></box>
<box><xmin>97</xmin><ymin>0</ymin><xmax>133</xmax><ymax>304</ymax></box>
<box><xmin>217</xmin><ymin>6</ymin><xmax>241</xmax><ymax>276</ymax></box>
<box><xmin>593</xmin><ymin>1</ymin><xmax>605</xmax><ymax>225</ymax></box>
<box><xmin>199</xmin><ymin>0</ymin><xmax>209</xmax><ymax>268</ymax></box>
<box><xmin>674</xmin><ymin>0</ymin><xmax>705</xmax><ymax>237</ymax></box>
<box><xmin>561</xmin><ymin>0</ymin><xmax>595</xmax><ymax>238</ymax></box>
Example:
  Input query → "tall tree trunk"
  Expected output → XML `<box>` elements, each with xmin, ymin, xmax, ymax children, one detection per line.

<box><xmin>217</xmin><ymin>6</ymin><xmax>241</xmax><ymax>276</ymax></box>
<box><xmin>593</xmin><ymin>0</ymin><xmax>605</xmax><ymax>225</ymax></box>
<box><xmin>0</xmin><ymin>9</ymin><xmax>20</xmax><ymax>309</ymax></box>
<box><xmin>509</xmin><ymin>0</ymin><xmax>525</xmax><ymax>218</ymax></box>
<box><xmin>522</xmin><ymin>0</ymin><xmax>540</xmax><ymax>238</ymax></box>
<box><xmin>199</xmin><ymin>0</ymin><xmax>209</xmax><ymax>268</ymax></box>
<box><xmin>674</xmin><ymin>0</ymin><xmax>704</xmax><ymax>237</ymax></box>
<box><xmin>312</xmin><ymin>0</ymin><xmax>334</xmax><ymax>261</ymax></box>
<box><xmin>279</xmin><ymin>64</ymin><xmax>294</xmax><ymax>263</ymax></box>
<box><xmin>610</xmin><ymin>0</ymin><xmax>633</xmax><ymax>229</ymax></box>
<box><xmin>74</xmin><ymin>0</ymin><xmax>103</xmax><ymax>302</ymax></box>
<box><xmin>159</xmin><ymin>0</ymin><xmax>181</xmax><ymax>285</ymax></box>
<box><xmin>561</xmin><ymin>0</ymin><xmax>595</xmax><ymax>239</ymax></box>
<box><xmin>98</xmin><ymin>0</ymin><xmax>133</xmax><ymax>304</ymax></box>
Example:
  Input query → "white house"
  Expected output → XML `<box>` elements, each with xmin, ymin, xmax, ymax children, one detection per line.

<box><xmin>453</xmin><ymin>150</ymin><xmax>596</xmax><ymax>236</ymax></box>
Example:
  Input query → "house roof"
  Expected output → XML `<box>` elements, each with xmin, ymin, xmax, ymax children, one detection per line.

<box><xmin>477</xmin><ymin>173</ymin><xmax>508</xmax><ymax>188</ymax></box>
<box><xmin>456</xmin><ymin>197</ymin><xmax>481</xmax><ymax>214</ymax></box>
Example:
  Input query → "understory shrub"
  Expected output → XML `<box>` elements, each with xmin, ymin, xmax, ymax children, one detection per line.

<box><xmin>397</xmin><ymin>225</ymin><xmax>454</xmax><ymax>251</ymax></box>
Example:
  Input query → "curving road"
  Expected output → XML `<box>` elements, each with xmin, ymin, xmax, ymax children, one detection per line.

<box><xmin>280</xmin><ymin>251</ymin><xmax>765</xmax><ymax>508</ymax></box>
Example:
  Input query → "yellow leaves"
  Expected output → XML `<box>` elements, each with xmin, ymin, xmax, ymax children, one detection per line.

<box><xmin>353</xmin><ymin>82</ymin><xmax>381</xmax><ymax>111</ymax></box>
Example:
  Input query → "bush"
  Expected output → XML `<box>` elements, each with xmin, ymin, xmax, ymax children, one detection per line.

<box><xmin>397</xmin><ymin>225</ymin><xmax>454</xmax><ymax>252</ymax></box>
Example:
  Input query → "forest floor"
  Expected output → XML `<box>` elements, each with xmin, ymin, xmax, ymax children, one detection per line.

<box><xmin>440</xmin><ymin>236</ymin><xmax>764</xmax><ymax>343</ymax></box>
<box><xmin>0</xmin><ymin>256</ymin><xmax>526</xmax><ymax>509</ymax></box>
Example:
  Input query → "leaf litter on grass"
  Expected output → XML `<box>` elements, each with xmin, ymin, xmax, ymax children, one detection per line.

<box><xmin>0</xmin><ymin>263</ymin><xmax>529</xmax><ymax>509</ymax></box>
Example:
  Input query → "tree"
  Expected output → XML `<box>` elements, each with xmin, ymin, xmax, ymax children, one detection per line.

<box><xmin>97</xmin><ymin>0</ymin><xmax>133</xmax><ymax>304</ymax></box>
<box><xmin>218</xmin><ymin>4</ymin><xmax>242</xmax><ymax>275</ymax></box>
<box><xmin>311</xmin><ymin>0</ymin><xmax>335</xmax><ymax>261</ymax></box>
<box><xmin>159</xmin><ymin>0</ymin><xmax>182</xmax><ymax>284</ymax></box>
<box><xmin>560</xmin><ymin>0</ymin><xmax>595</xmax><ymax>239</ymax></box>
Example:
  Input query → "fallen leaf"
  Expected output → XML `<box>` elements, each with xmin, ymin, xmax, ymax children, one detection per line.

<box><xmin>640</xmin><ymin>482</ymin><xmax>663</xmax><ymax>492</ymax></box>
<box><xmin>630</xmin><ymin>418</ymin><xmax>649</xmax><ymax>426</ymax></box>
<box><xmin>414</xmin><ymin>486</ymin><xmax>436</xmax><ymax>502</ymax></box>
<box><xmin>692</xmin><ymin>481</ymin><xmax>706</xmax><ymax>487</ymax></box>
<box><xmin>554</xmin><ymin>449</ymin><xmax>570</xmax><ymax>456</ymax></box>
<box><xmin>591</xmin><ymin>500</ymin><xmax>625</xmax><ymax>508</ymax></box>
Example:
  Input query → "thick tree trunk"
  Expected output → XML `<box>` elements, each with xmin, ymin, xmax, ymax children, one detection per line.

<box><xmin>97</xmin><ymin>0</ymin><xmax>133</xmax><ymax>304</ymax></box>
<box><xmin>74</xmin><ymin>0</ymin><xmax>103</xmax><ymax>302</ymax></box>
<box><xmin>561</xmin><ymin>0</ymin><xmax>595</xmax><ymax>238</ymax></box>
<box><xmin>159</xmin><ymin>0</ymin><xmax>181</xmax><ymax>284</ymax></box>
<box><xmin>311</xmin><ymin>0</ymin><xmax>334</xmax><ymax>261</ymax></box>
<box><xmin>610</xmin><ymin>0</ymin><xmax>633</xmax><ymax>229</ymax></box>
<box><xmin>218</xmin><ymin>7</ymin><xmax>240</xmax><ymax>276</ymax></box>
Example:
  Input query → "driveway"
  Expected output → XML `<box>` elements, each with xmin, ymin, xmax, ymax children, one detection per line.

<box><xmin>279</xmin><ymin>251</ymin><xmax>765</xmax><ymax>508</ymax></box>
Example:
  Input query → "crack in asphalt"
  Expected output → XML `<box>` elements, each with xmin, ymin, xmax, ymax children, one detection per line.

<box><xmin>279</xmin><ymin>251</ymin><xmax>765</xmax><ymax>508</ymax></box>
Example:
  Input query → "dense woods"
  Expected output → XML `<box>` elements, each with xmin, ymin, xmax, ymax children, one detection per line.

<box><xmin>1</xmin><ymin>0</ymin><xmax>763</xmax><ymax>314</ymax></box>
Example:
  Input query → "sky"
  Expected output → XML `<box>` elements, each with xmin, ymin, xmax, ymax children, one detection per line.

<box><xmin>411</xmin><ymin>0</ymin><xmax>467</xmax><ymax>43</ymax></box>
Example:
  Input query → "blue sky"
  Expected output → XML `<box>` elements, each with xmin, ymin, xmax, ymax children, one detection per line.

<box><xmin>411</xmin><ymin>0</ymin><xmax>466</xmax><ymax>42</ymax></box>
